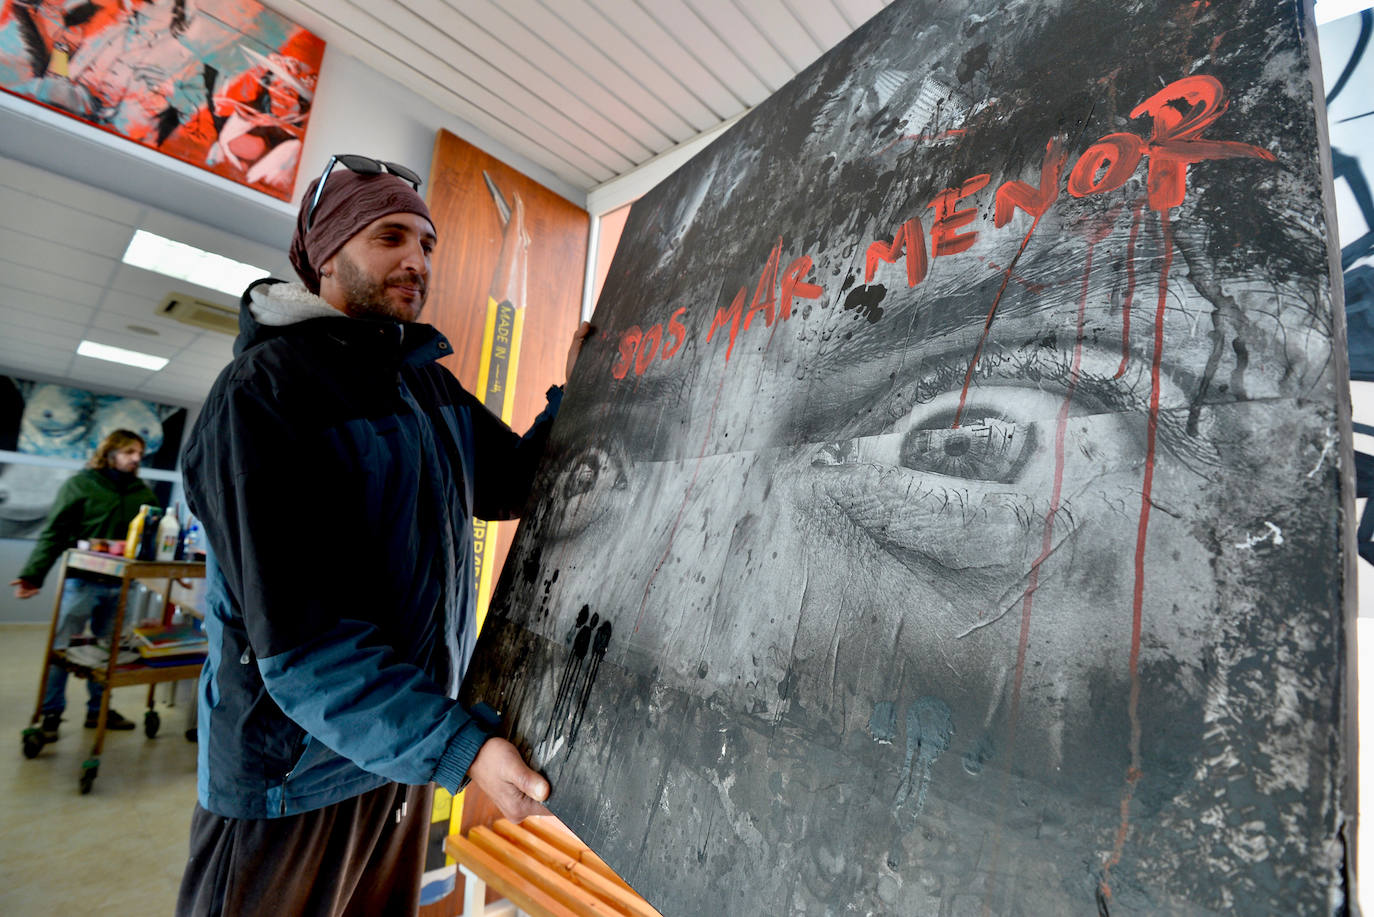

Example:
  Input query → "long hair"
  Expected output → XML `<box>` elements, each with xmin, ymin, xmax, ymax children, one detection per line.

<box><xmin>88</xmin><ymin>429</ymin><xmax>146</xmax><ymax>470</ymax></box>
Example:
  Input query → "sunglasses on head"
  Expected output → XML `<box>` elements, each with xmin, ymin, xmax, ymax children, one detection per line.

<box><xmin>304</xmin><ymin>154</ymin><xmax>424</xmax><ymax>232</ymax></box>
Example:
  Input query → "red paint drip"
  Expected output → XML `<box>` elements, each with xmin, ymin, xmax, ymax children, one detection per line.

<box><xmin>1114</xmin><ymin>201</ymin><xmax>1146</xmax><ymax>378</ymax></box>
<box><xmin>980</xmin><ymin>237</ymin><xmax>1093</xmax><ymax>917</ymax></box>
<box><xmin>1100</xmin><ymin>209</ymin><xmax>1173</xmax><ymax>903</ymax></box>
<box><xmin>1014</xmin><ymin>239</ymin><xmax>1093</xmax><ymax>714</ymax></box>
<box><xmin>974</xmin><ymin>255</ymin><xmax>1047</xmax><ymax>294</ymax></box>
<box><xmin>633</xmin><ymin>372</ymin><xmax>730</xmax><ymax>634</ymax></box>
<box><xmin>953</xmin><ymin>215</ymin><xmax>1041</xmax><ymax>428</ymax></box>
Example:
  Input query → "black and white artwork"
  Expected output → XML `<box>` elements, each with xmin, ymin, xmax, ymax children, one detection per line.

<box><xmin>461</xmin><ymin>1</ymin><xmax>1354</xmax><ymax>913</ymax></box>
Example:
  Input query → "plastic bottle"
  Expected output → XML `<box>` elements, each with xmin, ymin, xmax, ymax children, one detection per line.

<box><xmin>155</xmin><ymin>505</ymin><xmax>181</xmax><ymax>561</ymax></box>
<box><xmin>178</xmin><ymin>517</ymin><xmax>205</xmax><ymax>561</ymax></box>
<box><xmin>125</xmin><ymin>505</ymin><xmax>152</xmax><ymax>558</ymax></box>
<box><xmin>138</xmin><ymin>507</ymin><xmax>163</xmax><ymax>561</ymax></box>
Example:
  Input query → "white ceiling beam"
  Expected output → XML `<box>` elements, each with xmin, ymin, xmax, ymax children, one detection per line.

<box><xmin>405</xmin><ymin>0</ymin><xmax>657</xmax><ymax>162</ymax></box>
<box><xmin>735</xmin><ymin>0</ymin><xmax>825</xmax><ymax>73</ymax></box>
<box><xmin>508</xmin><ymin>0</ymin><xmax>697</xmax><ymax>142</ymax></box>
<box><xmin>685</xmin><ymin>0</ymin><xmax>794</xmax><ymax>92</ymax></box>
<box><xmin>0</xmin><ymin>228</ymin><xmax>118</xmax><ymax>286</ymax></box>
<box><xmin>547</xmin><ymin>0</ymin><xmax>721</xmax><ymax>132</ymax></box>
<box><xmin>833</xmin><ymin>0</ymin><xmax>889</xmax><ymax>31</ymax></box>
<box><xmin>588</xmin><ymin>0</ymin><xmax>746</xmax><ymax>119</ymax></box>
<box><xmin>357</xmin><ymin>0</ymin><xmax>637</xmax><ymax>174</ymax></box>
<box><xmin>320</xmin><ymin>0</ymin><xmax>616</xmax><ymax>181</ymax></box>
<box><xmin>451</xmin><ymin>0</ymin><xmax>676</xmax><ymax>155</ymax></box>
<box><xmin>643</xmin><ymin>0</ymin><xmax>771</xmax><ymax>106</ymax></box>
<box><xmin>781</xmin><ymin>0</ymin><xmax>853</xmax><ymax>50</ymax></box>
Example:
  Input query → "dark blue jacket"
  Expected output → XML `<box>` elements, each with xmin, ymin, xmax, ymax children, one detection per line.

<box><xmin>183</xmin><ymin>279</ymin><xmax>560</xmax><ymax>818</ymax></box>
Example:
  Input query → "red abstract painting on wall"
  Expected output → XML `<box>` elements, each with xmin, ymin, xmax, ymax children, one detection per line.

<box><xmin>0</xmin><ymin>0</ymin><xmax>325</xmax><ymax>200</ymax></box>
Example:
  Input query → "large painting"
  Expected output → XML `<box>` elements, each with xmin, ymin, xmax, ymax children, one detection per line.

<box><xmin>462</xmin><ymin>1</ymin><xmax>1353</xmax><ymax>914</ymax></box>
<box><xmin>0</xmin><ymin>375</ymin><xmax>184</xmax><ymax>537</ymax></box>
<box><xmin>0</xmin><ymin>0</ymin><xmax>324</xmax><ymax>200</ymax></box>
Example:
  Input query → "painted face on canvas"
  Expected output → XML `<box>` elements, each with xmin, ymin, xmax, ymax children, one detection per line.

<box><xmin>464</xmin><ymin>5</ymin><xmax>1345</xmax><ymax>910</ymax></box>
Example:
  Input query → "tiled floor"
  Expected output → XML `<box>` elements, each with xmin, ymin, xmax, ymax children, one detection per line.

<box><xmin>0</xmin><ymin>622</ymin><xmax>197</xmax><ymax>917</ymax></box>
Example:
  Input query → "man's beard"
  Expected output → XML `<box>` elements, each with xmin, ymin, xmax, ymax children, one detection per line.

<box><xmin>333</xmin><ymin>251</ymin><xmax>427</xmax><ymax>322</ymax></box>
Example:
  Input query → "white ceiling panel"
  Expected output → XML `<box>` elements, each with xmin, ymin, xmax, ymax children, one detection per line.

<box><xmin>0</xmin><ymin>316</ymin><xmax>82</xmax><ymax>352</ymax></box>
<box><xmin>100</xmin><ymin>290</ymin><xmax>186</xmax><ymax>324</ymax></box>
<box><xmin>182</xmin><ymin>335</ymin><xmax>237</xmax><ymax>358</ymax></box>
<box><xmin>136</xmin><ymin>383</ymin><xmax>203</xmax><ymax>406</ymax></box>
<box><xmin>0</xmin><ymin>154</ymin><xmax>280</xmax><ymax>405</ymax></box>
<box><xmin>505</xmin><ymin>0</ymin><xmax>697</xmax><ymax>142</ymax></box>
<box><xmin>0</xmin><ymin>287</ymin><xmax>95</xmax><ymax>326</ymax></box>
<box><xmin>0</xmin><ymin>259</ymin><xmax>105</xmax><ymax>307</ymax></box>
<box><xmin>734</xmin><ymin>0</ymin><xmax>825</xmax><ymax>73</ymax></box>
<box><xmin>154</xmin><ymin>369</ymin><xmax>225</xmax><ymax>392</ymax></box>
<box><xmin>781</xmin><ymin>0</ymin><xmax>853</xmax><ymax>47</ymax></box>
<box><xmin>427</xmin><ymin>4</ymin><xmax>653</xmax><ymax>162</ymax></box>
<box><xmin>684</xmin><ymin>0</ymin><xmax>795</xmax><ymax>93</ymax></box>
<box><xmin>452</xmin><ymin>0</ymin><xmax>672</xmax><ymax>154</ymax></box>
<box><xmin>0</xmin><ymin>187</ymin><xmax>135</xmax><ymax>255</ymax></box>
<box><xmin>0</xmin><ymin>159</ymin><xmax>145</xmax><ymax>225</ymax></box>
<box><xmin>0</xmin><ymin>345</ymin><xmax>77</xmax><ymax>378</ymax></box>
<box><xmin>588</xmin><ymin>0</ymin><xmax>742</xmax><ymax>118</ymax></box>
<box><xmin>642</xmin><ymin>0</ymin><xmax>772</xmax><ymax>106</ymax></box>
<box><xmin>0</xmin><ymin>308</ymin><xmax>86</xmax><ymax>339</ymax></box>
<box><xmin>281</xmin><ymin>0</ymin><xmax>609</xmax><ymax>187</ymax></box>
<box><xmin>108</xmin><ymin>266</ymin><xmax>238</xmax><ymax>311</ymax></box>
<box><xmin>0</xmin><ymin>228</ymin><xmax>117</xmax><ymax>286</ymax></box>
<box><xmin>89</xmin><ymin>313</ymin><xmax>198</xmax><ymax>351</ymax></box>
<box><xmin>551</xmin><ymin>0</ymin><xmax>720</xmax><ymax>132</ymax></box>
<box><xmin>385</xmin><ymin>0</ymin><xmax>639</xmax><ymax>174</ymax></box>
<box><xmin>834</xmin><ymin>0</ymin><xmax>887</xmax><ymax>29</ymax></box>
<box><xmin>65</xmin><ymin>359</ymin><xmax>160</xmax><ymax>392</ymax></box>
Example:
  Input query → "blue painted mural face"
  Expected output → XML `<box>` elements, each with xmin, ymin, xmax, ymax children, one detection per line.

<box><xmin>0</xmin><ymin>376</ymin><xmax>185</xmax><ymax>538</ymax></box>
<box><xmin>463</xmin><ymin>2</ymin><xmax>1352</xmax><ymax>914</ymax></box>
<box><xmin>19</xmin><ymin>384</ymin><xmax>95</xmax><ymax>459</ymax></box>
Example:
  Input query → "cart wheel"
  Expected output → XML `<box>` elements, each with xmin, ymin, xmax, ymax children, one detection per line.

<box><xmin>22</xmin><ymin>730</ymin><xmax>43</xmax><ymax>759</ymax></box>
<box><xmin>144</xmin><ymin>710</ymin><xmax>160</xmax><ymax>739</ymax></box>
<box><xmin>79</xmin><ymin>761</ymin><xmax>98</xmax><ymax>794</ymax></box>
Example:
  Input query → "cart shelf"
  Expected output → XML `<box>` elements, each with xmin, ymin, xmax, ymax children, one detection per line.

<box><xmin>21</xmin><ymin>549</ymin><xmax>207</xmax><ymax>793</ymax></box>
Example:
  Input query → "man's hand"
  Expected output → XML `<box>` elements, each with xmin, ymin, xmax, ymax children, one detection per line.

<box><xmin>9</xmin><ymin>578</ymin><xmax>39</xmax><ymax>600</ymax></box>
<box><xmin>467</xmin><ymin>737</ymin><xmax>551</xmax><ymax>823</ymax></box>
<box><xmin>565</xmin><ymin>321</ymin><xmax>594</xmax><ymax>383</ymax></box>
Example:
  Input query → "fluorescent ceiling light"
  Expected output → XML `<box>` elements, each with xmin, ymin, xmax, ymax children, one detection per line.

<box><xmin>122</xmin><ymin>229</ymin><xmax>267</xmax><ymax>298</ymax></box>
<box><xmin>1317</xmin><ymin>0</ymin><xmax>1374</xmax><ymax>25</ymax></box>
<box><xmin>77</xmin><ymin>339</ymin><xmax>169</xmax><ymax>371</ymax></box>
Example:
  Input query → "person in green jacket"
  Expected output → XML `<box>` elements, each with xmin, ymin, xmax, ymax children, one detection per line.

<box><xmin>10</xmin><ymin>429</ymin><xmax>159</xmax><ymax>739</ymax></box>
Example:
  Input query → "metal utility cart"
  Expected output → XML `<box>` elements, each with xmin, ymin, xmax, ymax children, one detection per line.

<box><xmin>20</xmin><ymin>549</ymin><xmax>207</xmax><ymax>793</ymax></box>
